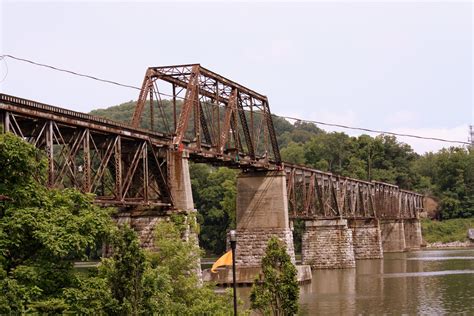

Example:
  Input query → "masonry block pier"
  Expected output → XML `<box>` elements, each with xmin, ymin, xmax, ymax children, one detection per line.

<box><xmin>380</xmin><ymin>219</ymin><xmax>406</xmax><ymax>252</ymax></box>
<box><xmin>348</xmin><ymin>219</ymin><xmax>383</xmax><ymax>259</ymax></box>
<box><xmin>404</xmin><ymin>219</ymin><xmax>423</xmax><ymax>250</ymax></box>
<box><xmin>220</xmin><ymin>170</ymin><xmax>312</xmax><ymax>284</ymax></box>
<box><xmin>302</xmin><ymin>219</ymin><xmax>356</xmax><ymax>269</ymax></box>
<box><xmin>236</xmin><ymin>171</ymin><xmax>296</xmax><ymax>266</ymax></box>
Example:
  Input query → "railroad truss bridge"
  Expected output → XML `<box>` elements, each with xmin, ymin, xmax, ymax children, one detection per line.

<box><xmin>0</xmin><ymin>64</ymin><xmax>425</xmax><ymax>277</ymax></box>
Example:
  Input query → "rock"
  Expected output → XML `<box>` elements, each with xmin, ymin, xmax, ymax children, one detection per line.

<box><xmin>468</xmin><ymin>229</ymin><xmax>474</xmax><ymax>241</ymax></box>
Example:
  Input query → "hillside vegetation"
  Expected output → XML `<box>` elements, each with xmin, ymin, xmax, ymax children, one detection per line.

<box><xmin>91</xmin><ymin>100</ymin><xmax>474</xmax><ymax>252</ymax></box>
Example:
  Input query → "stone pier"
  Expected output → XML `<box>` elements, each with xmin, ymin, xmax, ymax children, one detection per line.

<box><xmin>302</xmin><ymin>219</ymin><xmax>356</xmax><ymax>269</ymax></box>
<box><xmin>404</xmin><ymin>218</ymin><xmax>423</xmax><ymax>250</ymax></box>
<box><xmin>204</xmin><ymin>170</ymin><xmax>312</xmax><ymax>285</ymax></box>
<box><xmin>235</xmin><ymin>171</ymin><xmax>296</xmax><ymax>266</ymax></box>
<box><xmin>380</xmin><ymin>219</ymin><xmax>406</xmax><ymax>252</ymax></box>
<box><xmin>113</xmin><ymin>150</ymin><xmax>202</xmax><ymax>279</ymax></box>
<box><xmin>348</xmin><ymin>218</ymin><xmax>383</xmax><ymax>259</ymax></box>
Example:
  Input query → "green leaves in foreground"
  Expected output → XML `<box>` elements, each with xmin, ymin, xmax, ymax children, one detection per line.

<box><xmin>251</xmin><ymin>237</ymin><xmax>299</xmax><ymax>316</ymax></box>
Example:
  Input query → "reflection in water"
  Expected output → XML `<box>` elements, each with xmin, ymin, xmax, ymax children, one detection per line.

<box><xmin>238</xmin><ymin>249</ymin><xmax>474</xmax><ymax>315</ymax></box>
<box><xmin>300</xmin><ymin>249</ymin><xmax>474</xmax><ymax>315</ymax></box>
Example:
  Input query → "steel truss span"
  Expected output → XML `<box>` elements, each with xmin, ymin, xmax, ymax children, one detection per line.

<box><xmin>284</xmin><ymin>164</ymin><xmax>424</xmax><ymax>220</ymax></box>
<box><xmin>131</xmin><ymin>64</ymin><xmax>281</xmax><ymax>167</ymax></box>
<box><xmin>0</xmin><ymin>94</ymin><xmax>172</xmax><ymax>208</ymax></box>
<box><xmin>0</xmin><ymin>62</ymin><xmax>424</xmax><ymax>219</ymax></box>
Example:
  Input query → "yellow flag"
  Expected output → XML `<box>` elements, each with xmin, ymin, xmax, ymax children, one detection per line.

<box><xmin>211</xmin><ymin>250</ymin><xmax>233</xmax><ymax>273</ymax></box>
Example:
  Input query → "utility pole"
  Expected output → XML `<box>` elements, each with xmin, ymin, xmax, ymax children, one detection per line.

<box><xmin>469</xmin><ymin>125</ymin><xmax>474</xmax><ymax>148</ymax></box>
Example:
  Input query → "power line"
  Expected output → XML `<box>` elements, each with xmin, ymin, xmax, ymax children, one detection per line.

<box><xmin>0</xmin><ymin>54</ymin><xmax>141</xmax><ymax>91</ymax></box>
<box><xmin>0</xmin><ymin>53</ymin><xmax>470</xmax><ymax>146</ymax></box>
<box><xmin>281</xmin><ymin>116</ymin><xmax>471</xmax><ymax>145</ymax></box>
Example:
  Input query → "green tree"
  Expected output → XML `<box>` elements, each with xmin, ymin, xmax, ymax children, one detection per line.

<box><xmin>0</xmin><ymin>133</ymin><xmax>113</xmax><ymax>313</ymax></box>
<box><xmin>191</xmin><ymin>164</ymin><xmax>238</xmax><ymax>255</ymax></box>
<box><xmin>147</xmin><ymin>216</ymin><xmax>234</xmax><ymax>315</ymax></box>
<box><xmin>100</xmin><ymin>225</ymin><xmax>148</xmax><ymax>315</ymax></box>
<box><xmin>250</xmin><ymin>237</ymin><xmax>299</xmax><ymax>316</ymax></box>
<box><xmin>281</xmin><ymin>142</ymin><xmax>306</xmax><ymax>165</ymax></box>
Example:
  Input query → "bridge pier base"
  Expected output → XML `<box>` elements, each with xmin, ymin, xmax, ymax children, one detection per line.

<box><xmin>302</xmin><ymin>219</ymin><xmax>356</xmax><ymax>269</ymax></box>
<box><xmin>235</xmin><ymin>171</ymin><xmax>295</xmax><ymax>266</ymax></box>
<box><xmin>205</xmin><ymin>170</ymin><xmax>312</xmax><ymax>285</ymax></box>
<box><xmin>380</xmin><ymin>219</ymin><xmax>406</xmax><ymax>252</ymax></box>
<box><xmin>404</xmin><ymin>218</ymin><xmax>423</xmax><ymax>250</ymax></box>
<box><xmin>348</xmin><ymin>218</ymin><xmax>383</xmax><ymax>259</ymax></box>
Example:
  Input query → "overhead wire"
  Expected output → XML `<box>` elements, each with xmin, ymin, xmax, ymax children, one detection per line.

<box><xmin>0</xmin><ymin>53</ymin><xmax>470</xmax><ymax>146</ymax></box>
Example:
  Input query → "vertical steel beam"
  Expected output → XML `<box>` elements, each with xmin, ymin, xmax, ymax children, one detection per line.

<box><xmin>4</xmin><ymin>111</ymin><xmax>10</xmax><ymax>133</ymax></box>
<box><xmin>173</xmin><ymin>65</ymin><xmax>200</xmax><ymax>147</ymax></box>
<box><xmin>143</xmin><ymin>144</ymin><xmax>149</xmax><ymax>202</ymax></box>
<box><xmin>83</xmin><ymin>129</ymin><xmax>91</xmax><ymax>193</ymax></box>
<box><xmin>45</xmin><ymin>121</ymin><xmax>54</xmax><ymax>187</ymax></box>
<box><xmin>115</xmin><ymin>136</ymin><xmax>122</xmax><ymax>200</ymax></box>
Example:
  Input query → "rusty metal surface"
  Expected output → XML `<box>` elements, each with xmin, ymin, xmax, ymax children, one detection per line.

<box><xmin>284</xmin><ymin>162</ymin><xmax>424</xmax><ymax>220</ymax></box>
<box><xmin>130</xmin><ymin>64</ymin><xmax>281</xmax><ymax>165</ymax></box>
<box><xmin>1</xmin><ymin>94</ymin><xmax>173</xmax><ymax>208</ymax></box>
<box><xmin>1</xmin><ymin>91</ymin><xmax>423</xmax><ymax>219</ymax></box>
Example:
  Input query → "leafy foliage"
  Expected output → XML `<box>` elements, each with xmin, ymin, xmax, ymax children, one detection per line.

<box><xmin>421</xmin><ymin>218</ymin><xmax>474</xmax><ymax>243</ymax></box>
<box><xmin>250</xmin><ymin>237</ymin><xmax>299</xmax><ymax>316</ymax></box>
<box><xmin>0</xmin><ymin>133</ymin><xmax>114</xmax><ymax>313</ymax></box>
<box><xmin>190</xmin><ymin>164</ymin><xmax>238</xmax><ymax>255</ymax></box>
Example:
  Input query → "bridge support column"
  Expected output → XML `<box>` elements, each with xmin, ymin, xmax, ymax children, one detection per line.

<box><xmin>380</xmin><ymin>219</ymin><xmax>406</xmax><ymax>252</ymax></box>
<box><xmin>204</xmin><ymin>170</ymin><xmax>311</xmax><ymax>285</ymax></box>
<box><xmin>235</xmin><ymin>171</ymin><xmax>296</xmax><ymax>266</ymax></box>
<box><xmin>168</xmin><ymin>150</ymin><xmax>194</xmax><ymax>212</ymax></box>
<box><xmin>348</xmin><ymin>219</ymin><xmax>383</xmax><ymax>259</ymax></box>
<box><xmin>404</xmin><ymin>218</ymin><xmax>423</xmax><ymax>250</ymax></box>
<box><xmin>302</xmin><ymin>219</ymin><xmax>356</xmax><ymax>269</ymax></box>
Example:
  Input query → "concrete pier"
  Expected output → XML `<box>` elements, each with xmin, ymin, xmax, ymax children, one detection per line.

<box><xmin>404</xmin><ymin>219</ymin><xmax>423</xmax><ymax>250</ymax></box>
<box><xmin>302</xmin><ymin>219</ymin><xmax>356</xmax><ymax>269</ymax></box>
<box><xmin>380</xmin><ymin>219</ymin><xmax>406</xmax><ymax>252</ymax></box>
<box><xmin>211</xmin><ymin>170</ymin><xmax>312</xmax><ymax>285</ymax></box>
<box><xmin>235</xmin><ymin>170</ymin><xmax>296</xmax><ymax>266</ymax></box>
<box><xmin>348</xmin><ymin>218</ymin><xmax>383</xmax><ymax>259</ymax></box>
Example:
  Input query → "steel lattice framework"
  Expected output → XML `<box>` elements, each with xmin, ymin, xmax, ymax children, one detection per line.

<box><xmin>285</xmin><ymin>164</ymin><xmax>424</xmax><ymax>220</ymax></box>
<box><xmin>131</xmin><ymin>64</ymin><xmax>281</xmax><ymax>167</ymax></box>
<box><xmin>0</xmin><ymin>94</ymin><xmax>172</xmax><ymax>208</ymax></box>
<box><xmin>0</xmin><ymin>65</ymin><xmax>424</xmax><ymax>219</ymax></box>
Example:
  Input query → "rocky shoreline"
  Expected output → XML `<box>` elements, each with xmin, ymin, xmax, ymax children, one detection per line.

<box><xmin>425</xmin><ymin>240</ymin><xmax>474</xmax><ymax>249</ymax></box>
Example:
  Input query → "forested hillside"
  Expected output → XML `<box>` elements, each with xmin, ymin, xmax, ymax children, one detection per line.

<box><xmin>91</xmin><ymin>101</ymin><xmax>474</xmax><ymax>254</ymax></box>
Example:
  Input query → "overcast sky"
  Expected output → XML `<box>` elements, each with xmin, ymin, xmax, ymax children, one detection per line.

<box><xmin>1</xmin><ymin>0</ymin><xmax>472</xmax><ymax>153</ymax></box>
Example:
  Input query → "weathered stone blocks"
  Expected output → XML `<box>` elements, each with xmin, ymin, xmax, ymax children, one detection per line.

<box><xmin>404</xmin><ymin>218</ymin><xmax>423</xmax><ymax>250</ymax></box>
<box><xmin>380</xmin><ymin>219</ymin><xmax>406</xmax><ymax>252</ymax></box>
<box><xmin>302</xmin><ymin>219</ymin><xmax>356</xmax><ymax>269</ymax></box>
<box><xmin>236</xmin><ymin>171</ymin><xmax>296</xmax><ymax>266</ymax></box>
<box><xmin>348</xmin><ymin>218</ymin><xmax>383</xmax><ymax>259</ymax></box>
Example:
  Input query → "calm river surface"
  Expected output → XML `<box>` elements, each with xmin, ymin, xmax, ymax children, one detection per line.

<box><xmin>238</xmin><ymin>249</ymin><xmax>474</xmax><ymax>315</ymax></box>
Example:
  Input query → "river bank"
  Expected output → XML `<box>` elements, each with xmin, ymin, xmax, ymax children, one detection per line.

<box><xmin>426</xmin><ymin>240</ymin><xmax>474</xmax><ymax>249</ymax></box>
<box><xmin>421</xmin><ymin>218</ymin><xmax>474</xmax><ymax>245</ymax></box>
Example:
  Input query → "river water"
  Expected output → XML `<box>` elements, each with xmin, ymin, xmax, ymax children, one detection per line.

<box><xmin>238</xmin><ymin>249</ymin><xmax>474</xmax><ymax>315</ymax></box>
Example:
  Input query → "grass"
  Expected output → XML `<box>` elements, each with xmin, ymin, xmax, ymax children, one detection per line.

<box><xmin>421</xmin><ymin>218</ymin><xmax>474</xmax><ymax>243</ymax></box>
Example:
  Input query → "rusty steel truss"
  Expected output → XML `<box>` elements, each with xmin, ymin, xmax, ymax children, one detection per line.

<box><xmin>131</xmin><ymin>64</ymin><xmax>281</xmax><ymax>167</ymax></box>
<box><xmin>0</xmin><ymin>94</ymin><xmax>172</xmax><ymax>208</ymax></box>
<box><xmin>1</xmin><ymin>64</ymin><xmax>424</xmax><ymax>219</ymax></box>
<box><xmin>285</xmin><ymin>164</ymin><xmax>424</xmax><ymax>220</ymax></box>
